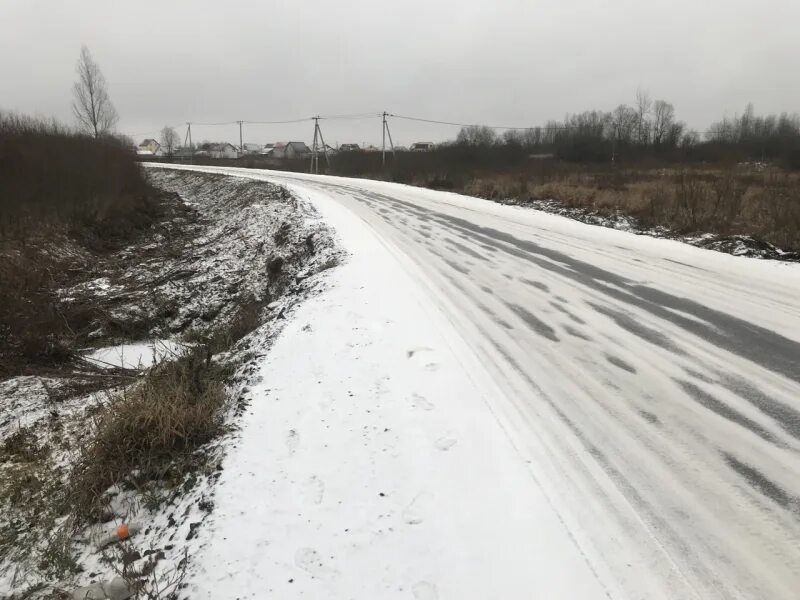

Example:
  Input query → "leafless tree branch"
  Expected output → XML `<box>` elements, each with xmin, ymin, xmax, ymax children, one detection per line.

<box><xmin>72</xmin><ymin>46</ymin><xmax>118</xmax><ymax>138</ymax></box>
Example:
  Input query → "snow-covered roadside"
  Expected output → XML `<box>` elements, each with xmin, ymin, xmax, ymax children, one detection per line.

<box><xmin>187</xmin><ymin>182</ymin><xmax>616</xmax><ymax>599</ymax></box>
<box><xmin>0</xmin><ymin>170</ymin><xmax>341</xmax><ymax>598</ymax></box>
<box><xmin>497</xmin><ymin>196</ymin><xmax>800</xmax><ymax>261</ymax></box>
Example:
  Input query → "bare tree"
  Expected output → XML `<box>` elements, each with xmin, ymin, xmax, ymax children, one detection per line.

<box><xmin>740</xmin><ymin>103</ymin><xmax>755</xmax><ymax>141</ymax></box>
<box><xmin>635</xmin><ymin>88</ymin><xmax>652</xmax><ymax>146</ymax></box>
<box><xmin>665</xmin><ymin>121</ymin><xmax>686</xmax><ymax>147</ymax></box>
<box><xmin>502</xmin><ymin>129</ymin><xmax>523</xmax><ymax>147</ymax></box>
<box><xmin>72</xmin><ymin>46</ymin><xmax>118</xmax><ymax>137</ymax></box>
<box><xmin>160</xmin><ymin>126</ymin><xmax>180</xmax><ymax>157</ymax></box>
<box><xmin>456</xmin><ymin>125</ymin><xmax>496</xmax><ymax>146</ymax></box>
<box><xmin>651</xmin><ymin>100</ymin><xmax>676</xmax><ymax>146</ymax></box>
<box><xmin>681</xmin><ymin>129</ymin><xmax>701</xmax><ymax>148</ymax></box>
<box><xmin>611</xmin><ymin>104</ymin><xmax>637</xmax><ymax>145</ymax></box>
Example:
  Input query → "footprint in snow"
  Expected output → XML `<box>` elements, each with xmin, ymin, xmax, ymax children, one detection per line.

<box><xmin>302</xmin><ymin>475</ymin><xmax>325</xmax><ymax>505</ymax></box>
<box><xmin>412</xmin><ymin>581</ymin><xmax>439</xmax><ymax>599</ymax></box>
<box><xmin>406</xmin><ymin>347</ymin><xmax>433</xmax><ymax>358</ymax></box>
<box><xmin>411</xmin><ymin>393</ymin><xmax>434</xmax><ymax>411</ymax></box>
<box><xmin>286</xmin><ymin>429</ymin><xmax>300</xmax><ymax>454</ymax></box>
<box><xmin>435</xmin><ymin>436</ymin><xmax>457</xmax><ymax>451</ymax></box>
<box><xmin>406</xmin><ymin>348</ymin><xmax>440</xmax><ymax>372</ymax></box>
<box><xmin>294</xmin><ymin>547</ymin><xmax>335</xmax><ymax>579</ymax></box>
<box><xmin>403</xmin><ymin>492</ymin><xmax>434</xmax><ymax>525</ymax></box>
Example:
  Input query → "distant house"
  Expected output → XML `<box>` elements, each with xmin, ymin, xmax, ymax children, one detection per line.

<box><xmin>339</xmin><ymin>143</ymin><xmax>360</xmax><ymax>152</ymax></box>
<box><xmin>194</xmin><ymin>142</ymin><xmax>239</xmax><ymax>159</ymax></box>
<box><xmin>272</xmin><ymin>141</ymin><xmax>312</xmax><ymax>160</ymax></box>
<box><xmin>410</xmin><ymin>142</ymin><xmax>435</xmax><ymax>152</ymax></box>
<box><xmin>241</xmin><ymin>143</ymin><xmax>262</xmax><ymax>154</ymax></box>
<box><xmin>137</xmin><ymin>139</ymin><xmax>160</xmax><ymax>155</ymax></box>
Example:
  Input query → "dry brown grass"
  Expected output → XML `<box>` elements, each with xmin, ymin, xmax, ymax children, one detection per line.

<box><xmin>68</xmin><ymin>292</ymin><xmax>269</xmax><ymax>520</ymax></box>
<box><xmin>69</xmin><ymin>348</ymin><xmax>228</xmax><ymax>519</ymax></box>
<box><xmin>463</xmin><ymin>166</ymin><xmax>800</xmax><ymax>252</ymax></box>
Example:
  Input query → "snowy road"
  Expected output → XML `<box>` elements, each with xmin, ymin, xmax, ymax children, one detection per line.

<box><xmin>149</xmin><ymin>165</ymin><xmax>800</xmax><ymax>599</ymax></box>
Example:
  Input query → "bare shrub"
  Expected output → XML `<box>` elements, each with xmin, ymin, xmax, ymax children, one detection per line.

<box><xmin>0</xmin><ymin>111</ymin><xmax>163</xmax><ymax>377</ymax></box>
<box><xmin>0</xmin><ymin>111</ymin><xmax>156</xmax><ymax>245</ymax></box>
<box><xmin>0</xmin><ymin>247</ymin><xmax>74</xmax><ymax>377</ymax></box>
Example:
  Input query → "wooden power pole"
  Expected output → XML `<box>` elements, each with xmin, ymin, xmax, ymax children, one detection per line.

<box><xmin>184</xmin><ymin>122</ymin><xmax>193</xmax><ymax>163</ymax></box>
<box><xmin>382</xmin><ymin>111</ymin><xmax>396</xmax><ymax>167</ymax></box>
<box><xmin>309</xmin><ymin>116</ymin><xmax>330</xmax><ymax>174</ymax></box>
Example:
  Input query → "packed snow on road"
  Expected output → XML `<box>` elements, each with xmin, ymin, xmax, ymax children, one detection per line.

<box><xmin>151</xmin><ymin>164</ymin><xmax>800</xmax><ymax>600</ymax></box>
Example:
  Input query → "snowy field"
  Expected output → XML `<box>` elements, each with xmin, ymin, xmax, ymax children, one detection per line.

<box><xmin>149</xmin><ymin>165</ymin><xmax>800</xmax><ymax>600</ymax></box>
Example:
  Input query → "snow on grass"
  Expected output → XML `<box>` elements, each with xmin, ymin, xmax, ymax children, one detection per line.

<box><xmin>0</xmin><ymin>168</ymin><xmax>342</xmax><ymax>598</ymax></box>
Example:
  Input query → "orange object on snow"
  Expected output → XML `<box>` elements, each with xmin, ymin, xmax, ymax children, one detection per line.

<box><xmin>96</xmin><ymin>522</ymin><xmax>141</xmax><ymax>550</ymax></box>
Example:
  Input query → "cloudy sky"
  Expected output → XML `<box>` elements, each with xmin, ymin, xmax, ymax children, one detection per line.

<box><xmin>1</xmin><ymin>0</ymin><xmax>798</xmax><ymax>147</ymax></box>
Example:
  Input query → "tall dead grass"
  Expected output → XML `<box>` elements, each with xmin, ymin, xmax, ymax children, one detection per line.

<box><xmin>464</xmin><ymin>166</ymin><xmax>800</xmax><ymax>251</ymax></box>
<box><xmin>69</xmin><ymin>348</ymin><xmax>228</xmax><ymax>519</ymax></box>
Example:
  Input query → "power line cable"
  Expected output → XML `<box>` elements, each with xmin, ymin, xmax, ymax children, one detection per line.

<box><xmin>190</xmin><ymin>120</ymin><xmax>239</xmax><ymax>126</ymax></box>
<box><xmin>387</xmin><ymin>113</ymin><xmax>601</xmax><ymax>132</ymax></box>
<box><xmin>243</xmin><ymin>117</ymin><xmax>313</xmax><ymax>125</ymax></box>
<box><xmin>318</xmin><ymin>112</ymin><xmax>382</xmax><ymax>120</ymax></box>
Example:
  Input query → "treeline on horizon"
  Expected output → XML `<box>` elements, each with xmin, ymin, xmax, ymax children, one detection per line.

<box><xmin>439</xmin><ymin>94</ymin><xmax>800</xmax><ymax>168</ymax></box>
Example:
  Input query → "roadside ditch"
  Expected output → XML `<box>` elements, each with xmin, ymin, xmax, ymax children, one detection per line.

<box><xmin>0</xmin><ymin>168</ymin><xmax>342</xmax><ymax>599</ymax></box>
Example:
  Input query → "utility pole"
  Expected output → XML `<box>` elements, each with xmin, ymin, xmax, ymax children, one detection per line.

<box><xmin>184</xmin><ymin>122</ymin><xmax>193</xmax><ymax>164</ymax></box>
<box><xmin>382</xmin><ymin>111</ymin><xmax>396</xmax><ymax>167</ymax></box>
<box><xmin>238</xmin><ymin>120</ymin><xmax>244</xmax><ymax>154</ymax></box>
<box><xmin>309</xmin><ymin>116</ymin><xmax>330</xmax><ymax>174</ymax></box>
<box><xmin>310</xmin><ymin>118</ymin><xmax>318</xmax><ymax>174</ymax></box>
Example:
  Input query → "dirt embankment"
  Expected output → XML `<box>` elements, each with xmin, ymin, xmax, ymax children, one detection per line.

<box><xmin>0</xmin><ymin>168</ymin><xmax>341</xmax><ymax>598</ymax></box>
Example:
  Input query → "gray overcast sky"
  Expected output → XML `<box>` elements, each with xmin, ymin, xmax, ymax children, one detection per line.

<box><xmin>1</xmin><ymin>0</ymin><xmax>798</xmax><ymax>147</ymax></box>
